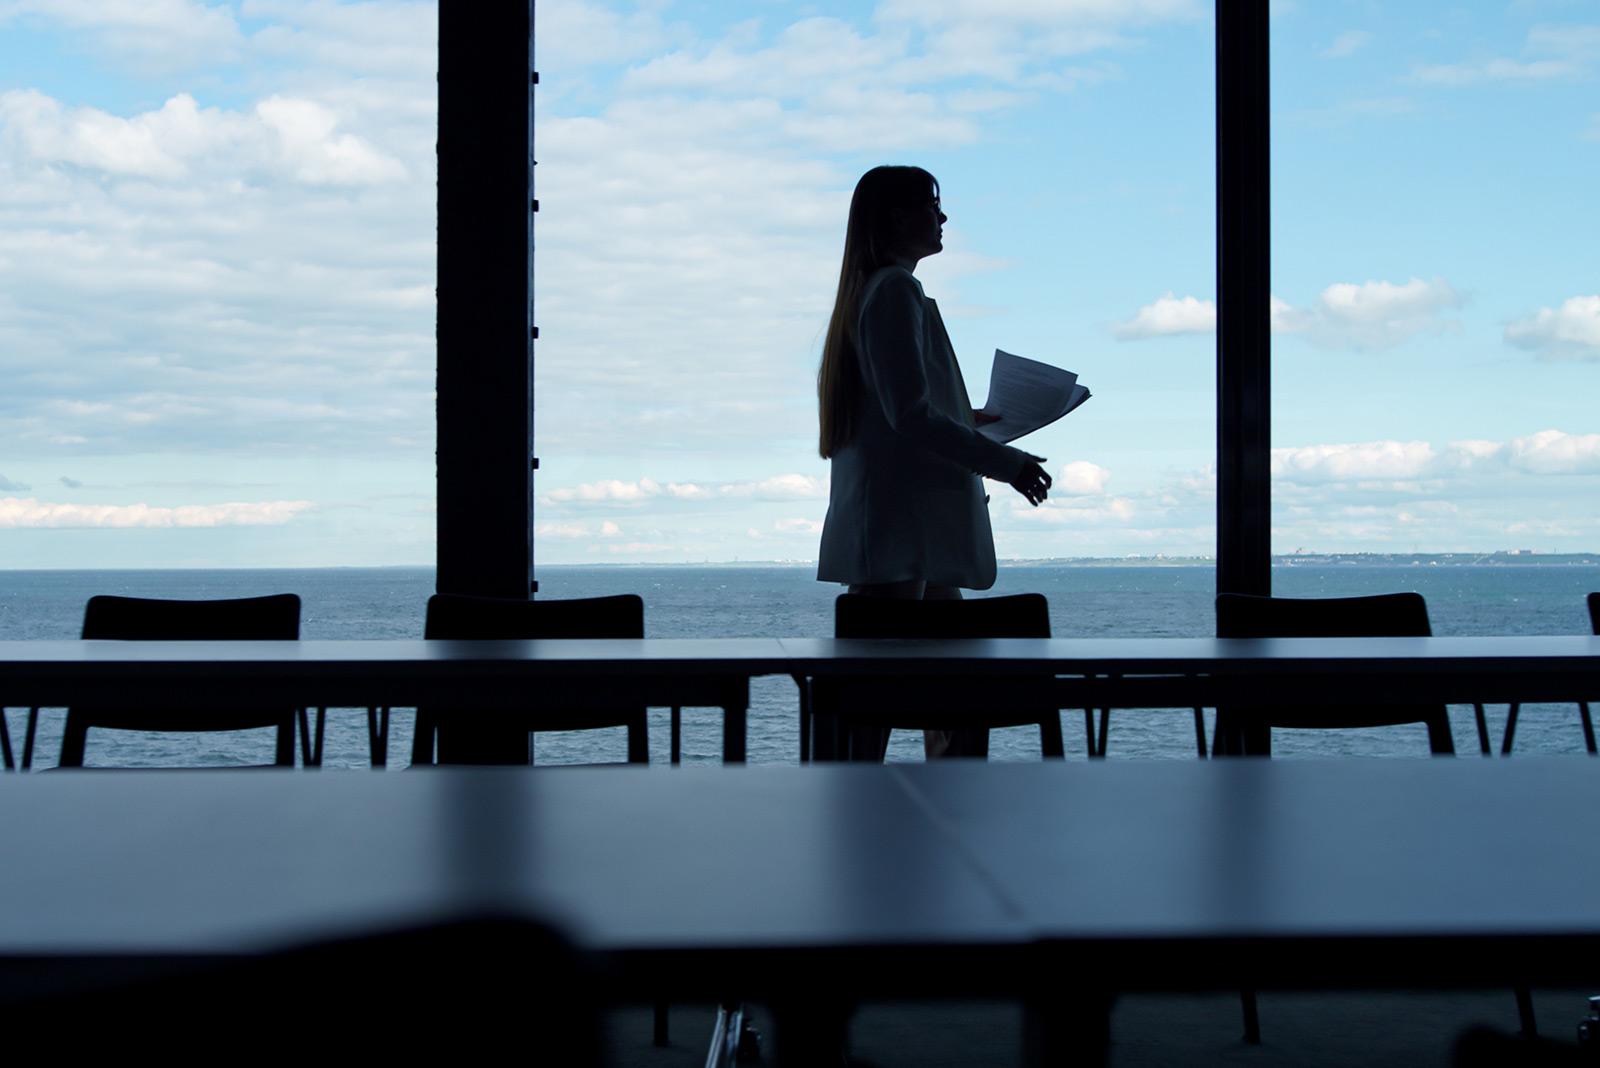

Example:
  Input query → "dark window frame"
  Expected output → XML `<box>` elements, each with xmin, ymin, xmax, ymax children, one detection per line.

<box><xmin>434</xmin><ymin>1</ymin><xmax>1271</xmax><ymax>602</ymax></box>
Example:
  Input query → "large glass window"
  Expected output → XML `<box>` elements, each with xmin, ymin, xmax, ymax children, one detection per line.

<box><xmin>0</xmin><ymin>2</ymin><xmax>438</xmax><ymax>765</ymax></box>
<box><xmin>1271</xmin><ymin>3</ymin><xmax>1600</xmax><ymax>755</ymax></box>
<box><xmin>535</xmin><ymin>1</ymin><xmax>1217</xmax><ymax>760</ymax></box>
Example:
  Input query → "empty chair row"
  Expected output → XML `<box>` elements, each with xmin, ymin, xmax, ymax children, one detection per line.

<box><xmin>2</xmin><ymin>589</ymin><xmax>1595</xmax><ymax>770</ymax></box>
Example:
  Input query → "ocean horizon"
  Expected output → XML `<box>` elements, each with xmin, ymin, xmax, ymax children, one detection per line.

<box><xmin>4</xmin><ymin>562</ymin><xmax>1597</xmax><ymax>770</ymax></box>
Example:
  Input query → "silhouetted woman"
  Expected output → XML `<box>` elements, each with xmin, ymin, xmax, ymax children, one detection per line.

<box><xmin>815</xmin><ymin>165</ymin><xmax>1051</xmax><ymax>760</ymax></box>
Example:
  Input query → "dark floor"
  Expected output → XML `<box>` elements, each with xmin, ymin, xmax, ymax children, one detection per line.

<box><xmin>606</xmin><ymin>989</ymin><xmax>1593</xmax><ymax>1066</ymax></box>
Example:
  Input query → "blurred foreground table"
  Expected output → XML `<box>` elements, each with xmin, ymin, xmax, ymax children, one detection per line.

<box><xmin>2</xmin><ymin>760</ymin><xmax>1598</xmax><ymax>995</ymax></box>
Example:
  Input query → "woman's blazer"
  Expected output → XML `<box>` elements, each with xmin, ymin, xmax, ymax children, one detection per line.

<box><xmin>817</xmin><ymin>266</ymin><xmax>1027</xmax><ymax>590</ymax></box>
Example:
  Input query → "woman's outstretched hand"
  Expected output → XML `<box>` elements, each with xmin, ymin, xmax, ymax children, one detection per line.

<box><xmin>1010</xmin><ymin>454</ymin><xmax>1051</xmax><ymax>506</ymax></box>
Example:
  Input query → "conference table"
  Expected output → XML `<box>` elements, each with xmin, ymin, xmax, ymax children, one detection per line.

<box><xmin>2</xmin><ymin>635</ymin><xmax>1597</xmax><ymax>767</ymax></box>
<box><xmin>2</xmin><ymin>759</ymin><xmax>1599</xmax><ymax>1061</ymax></box>
<box><xmin>1</xmin><ymin>637</ymin><xmax>1597</xmax><ymax>1064</ymax></box>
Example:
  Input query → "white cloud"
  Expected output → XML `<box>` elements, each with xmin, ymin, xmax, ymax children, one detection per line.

<box><xmin>1055</xmin><ymin>461</ymin><xmax>1109</xmax><ymax>495</ymax></box>
<box><xmin>0</xmin><ymin>496</ymin><xmax>311</xmax><ymax>528</ymax></box>
<box><xmin>1272</xmin><ymin>440</ymin><xmax>1439</xmax><ymax>483</ymax></box>
<box><xmin>1323</xmin><ymin>30</ymin><xmax>1371</xmax><ymax>59</ymax></box>
<box><xmin>0</xmin><ymin>90</ymin><xmax>404</xmax><ymax>186</ymax></box>
<box><xmin>1411</xmin><ymin>22</ymin><xmax>1599</xmax><ymax>86</ymax></box>
<box><xmin>254</xmin><ymin>96</ymin><xmax>407</xmax><ymax>185</ymax></box>
<box><xmin>718</xmin><ymin>474</ymin><xmax>827</xmax><ymax>500</ymax></box>
<box><xmin>0</xmin><ymin>0</ymin><xmax>244</xmax><ymax>72</ymax></box>
<box><xmin>534</xmin><ymin>520</ymin><xmax>592</xmax><ymax>539</ymax></box>
<box><xmin>1412</xmin><ymin>58</ymin><xmax>1579</xmax><ymax>85</ymax></box>
<box><xmin>1505</xmin><ymin>294</ymin><xmax>1600</xmax><ymax>359</ymax></box>
<box><xmin>1279</xmin><ymin>277</ymin><xmax>1464</xmax><ymax>350</ymax></box>
<box><xmin>540</xmin><ymin>474</ymin><xmax>827</xmax><ymax>506</ymax></box>
<box><xmin>534</xmin><ymin>518</ymin><xmax>624</xmax><ymax>539</ymax></box>
<box><xmin>1524</xmin><ymin>24</ymin><xmax>1600</xmax><ymax>64</ymax></box>
<box><xmin>0</xmin><ymin>473</ymin><xmax>29</xmax><ymax>491</ymax></box>
<box><xmin>774</xmin><ymin>517</ymin><xmax>823</xmax><ymax>534</ymax></box>
<box><xmin>1116</xmin><ymin>281</ymin><xmax>1457</xmax><ymax>349</ymax></box>
<box><xmin>1014</xmin><ymin>495</ymin><xmax>1136</xmax><ymax>524</ymax></box>
<box><xmin>1271</xmin><ymin>431</ymin><xmax>1600</xmax><ymax>485</ymax></box>
<box><xmin>1507</xmin><ymin>429</ymin><xmax>1600</xmax><ymax>475</ymax></box>
<box><xmin>1113</xmin><ymin>293</ymin><xmax>1214</xmax><ymax>339</ymax></box>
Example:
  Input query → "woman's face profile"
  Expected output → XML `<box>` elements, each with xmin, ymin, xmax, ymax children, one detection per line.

<box><xmin>893</xmin><ymin>189</ymin><xmax>946</xmax><ymax>262</ymax></box>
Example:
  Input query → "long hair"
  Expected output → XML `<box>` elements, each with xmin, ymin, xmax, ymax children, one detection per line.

<box><xmin>817</xmin><ymin>165</ymin><xmax>939</xmax><ymax>458</ymax></box>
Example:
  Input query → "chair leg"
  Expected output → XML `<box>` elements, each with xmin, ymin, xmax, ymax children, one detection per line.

<box><xmin>670</xmin><ymin>706</ymin><xmax>682</xmax><ymax>765</ymax></box>
<box><xmin>1473</xmin><ymin>703</ymin><xmax>1491</xmax><ymax>756</ymax></box>
<box><xmin>22</xmin><ymin>708</ymin><xmax>38</xmax><ymax>770</ymax></box>
<box><xmin>1082</xmin><ymin>709</ymin><xmax>1097</xmax><ymax>757</ymax></box>
<box><xmin>652</xmin><ymin>998</ymin><xmax>670</xmax><ymax>1047</ymax></box>
<box><xmin>1039</xmin><ymin>712</ymin><xmax>1065</xmax><ymax>759</ymax></box>
<box><xmin>625</xmin><ymin>711</ymin><xmax>649</xmax><ymax>764</ymax></box>
<box><xmin>410</xmin><ymin>710</ymin><xmax>435</xmax><ymax>766</ymax></box>
<box><xmin>59</xmin><ymin>715</ymin><xmax>88</xmax><ymax>768</ymax></box>
<box><xmin>794</xmin><ymin>674</ymin><xmax>812</xmax><ymax>764</ymax></box>
<box><xmin>0</xmin><ymin>709</ymin><xmax>12</xmax><ymax>771</ymax></box>
<box><xmin>1193</xmin><ymin>707</ymin><xmax>1208</xmax><ymax>758</ymax></box>
<box><xmin>297</xmin><ymin>708</ymin><xmax>313</xmax><ymax>766</ymax></box>
<box><xmin>1240</xmin><ymin>988</ymin><xmax>1261</xmax><ymax>1044</ymax></box>
<box><xmin>1579</xmin><ymin>702</ymin><xmax>1596</xmax><ymax>755</ymax></box>
<box><xmin>1501</xmin><ymin>703</ymin><xmax>1521</xmax><ymax>756</ymax></box>
<box><xmin>274</xmin><ymin>714</ymin><xmax>297</xmax><ymax>767</ymax></box>
<box><xmin>367</xmin><ymin>707</ymin><xmax>390</xmax><ymax>768</ymax></box>
<box><xmin>1095</xmin><ymin>708</ymin><xmax>1110</xmax><ymax>758</ymax></box>
<box><xmin>314</xmin><ymin>708</ymin><xmax>326</xmax><ymax>766</ymax></box>
<box><xmin>1514</xmin><ymin>984</ymin><xmax>1537</xmax><ymax>1037</ymax></box>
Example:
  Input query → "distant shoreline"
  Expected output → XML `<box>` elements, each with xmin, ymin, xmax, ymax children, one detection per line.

<box><xmin>2</xmin><ymin>552</ymin><xmax>1598</xmax><ymax>573</ymax></box>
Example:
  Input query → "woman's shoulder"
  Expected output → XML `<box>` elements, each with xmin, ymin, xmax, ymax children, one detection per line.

<box><xmin>861</xmin><ymin>264</ymin><xmax>924</xmax><ymax>307</ymax></box>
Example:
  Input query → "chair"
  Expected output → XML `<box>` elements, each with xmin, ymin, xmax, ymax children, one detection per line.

<box><xmin>53</xmin><ymin>594</ymin><xmax>303</xmax><ymax>769</ymax></box>
<box><xmin>1500</xmin><ymin>592</ymin><xmax>1599</xmax><ymax>755</ymax></box>
<box><xmin>1214</xmin><ymin>591</ymin><xmax>1455</xmax><ymax>757</ymax></box>
<box><xmin>813</xmin><ymin>593</ymin><xmax>1065</xmax><ymax>761</ymax></box>
<box><xmin>411</xmin><ymin>593</ymin><xmax>649</xmax><ymax>766</ymax></box>
<box><xmin>1214</xmin><ymin>591</ymin><xmax>1534</xmax><ymax>1043</ymax></box>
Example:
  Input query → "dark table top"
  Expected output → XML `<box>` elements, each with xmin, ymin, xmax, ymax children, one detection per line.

<box><xmin>0</xmin><ymin>764</ymin><xmax>1019</xmax><ymax>958</ymax></box>
<box><xmin>780</xmin><ymin>635</ymin><xmax>1600</xmax><ymax>675</ymax></box>
<box><xmin>3</xmin><ymin>759</ymin><xmax>1598</xmax><ymax>993</ymax></box>
<box><xmin>894</xmin><ymin>756</ymin><xmax>1600</xmax><ymax>986</ymax></box>
<box><xmin>2</xmin><ymin>635</ymin><xmax>1593</xmax><ymax>674</ymax></box>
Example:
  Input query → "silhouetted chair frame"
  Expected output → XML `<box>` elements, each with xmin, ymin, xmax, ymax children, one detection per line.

<box><xmin>1214</xmin><ymin>592</ymin><xmax>1457</xmax><ymax>757</ymax></box>
<box><xmin>48</xmin><ymin>594</ymin><xmax>304</xmax><ymax>769</ymax></box>
<box><xmin>411</xmin><ymin>593</ymin><xmax>649</xmax><ymax>767</ymax></box>
<box><xmin>1499</xmin><ymin>591</ymin><xmax>1599</xmax><ymax>756</ymax></box>
<box><xmin>811</xmin><ymin>593</ymin><xmax>1066</xmax><ymax>761</ymax></box>
<box><xmin>1213</xmin><ymin>591</ymin><xmax>1535</xmax><ymax>1043</ymax></box>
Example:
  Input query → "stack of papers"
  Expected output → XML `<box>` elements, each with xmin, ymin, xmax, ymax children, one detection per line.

<box><xmin>975</xmin><ymin>349</ymin><xmax>1091</xmax><ymax>444</ymax></box>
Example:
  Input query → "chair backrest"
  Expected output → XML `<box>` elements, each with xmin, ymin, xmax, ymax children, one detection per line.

<box><xmin>82</xmin><ymin>593</ymin><xmax>302</xmax><ymax>641</ymax></box>
<box><xmin>835</xmin><ymin>592</ymin><xmax>1051</xmax><ymax>640</ymax></box>
<box><xmin>1589</xmin><ymin>592</ymin><xmax>1598</xmax><ymax>636</ymax></box>
<box><xmin>63</xmin><ymin>594</ymin><xmax>303</xmax><ymax>768</ymax></box>
<box><xmin>416</xmin><ymin>594</ymin><xmax>647</xmax><ymax>766</ymax></box>
<box><xmin>817</xmin><ymin>594</ymin><xmax>1059</xmax><ymax>746</ymax></box>
<box><xmin>1215</xmin><ymin>592</ymin><xmax>1453</xmax><ymax>755</ymax></box>
<box><xmin>424</xmin><ymin>593</ymin><xmax>643</xmax><ymax>640</ymax></box>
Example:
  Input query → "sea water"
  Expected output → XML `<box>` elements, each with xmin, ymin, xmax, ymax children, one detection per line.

<box><xmin>2</xmin><ymin>564</ymin><xmax>1595</xmax><ymax>768</ymax></box>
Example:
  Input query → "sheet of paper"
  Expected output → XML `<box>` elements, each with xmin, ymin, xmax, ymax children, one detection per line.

<box><xmin>976</xmin><ymin>349</ymin><xmax>1091</xmax><ymax>444</ymax></box>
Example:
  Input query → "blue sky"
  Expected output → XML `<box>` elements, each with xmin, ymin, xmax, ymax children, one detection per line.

<box><xmin>0</xmin><ymin>1</ymin><xmax>1595</xmax><ymax>567</ymax></box>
